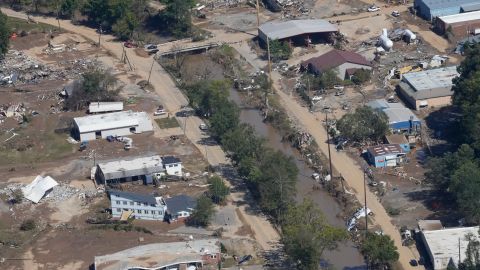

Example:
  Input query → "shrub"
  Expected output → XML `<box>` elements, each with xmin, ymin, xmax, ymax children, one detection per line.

<box><xmin>20</xmin><ymin>219</ymin><xmax>36</xmax><ymax>231</ymax></box>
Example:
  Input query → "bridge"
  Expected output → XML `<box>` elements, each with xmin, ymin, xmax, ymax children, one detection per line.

<box><xmin>157</xmin><ymin>42</ymin><xmax>222</xmax><ymax>56</ymax></box>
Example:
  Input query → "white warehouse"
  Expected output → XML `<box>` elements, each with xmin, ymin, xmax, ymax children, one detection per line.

<box><xmin>73</xmin><ymin>111</ymin><xmax>153</xmax><ymax>141</ymax></box>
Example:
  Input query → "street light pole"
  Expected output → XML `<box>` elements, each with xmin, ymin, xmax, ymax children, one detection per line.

<box><xmin>255</xmin><ymin>0</ymin><xmax>260</xmax><ymax>28</ymax></box>
<box><xmin>364</xmin><ymin>171</ymin><xmax>368</xmax><ymax>234</ymax></box>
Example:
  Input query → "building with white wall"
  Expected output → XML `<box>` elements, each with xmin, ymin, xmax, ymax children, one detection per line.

<box><xmin>73</xmin><ymin>111</ymin><xmax>153</xmax><ymax>141</ymax></box>
<box><xmin>96</xmin><ymin>155</ymin><xmax>165</xmax><ymax>185</ymax></box>
<box><xmin>88</xmin><ymin>102</ymin><xmax>123</xmax><ymax>114</ymax></box>
<box><xmin>162</xmin><ymin>156</ymin><xmax>182</xmax><ymax>176</ymax></box>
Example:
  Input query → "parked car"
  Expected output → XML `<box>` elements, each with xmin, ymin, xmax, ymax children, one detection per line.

<box><xmin>368</xmin><ymin>5</ymin><xmax>380</xmax><ymax>12</ymax></box>
<box><xmin>333</xmin><ymin>85</ymin><xmax>345</xmax><ymax>90</ymax></box>
<box><xmin>311</xmin><ymin>95</ymin><xmax>323</xmax><ymax>101</ymax></box>
<box><xmin>147</xmin><ymin>48</ymin><xmax>159</xmax><ymax>55</ymax></box>
<box><xmin>199</xmin><ymin>123</ymin><xmax>208</xmax><ymax>131</ymax></box>
<box><xmin>144</xmin><ymin>44</ymin><xmax>158</xmax><ymax>50</ymax></box>
<box><xmin>153</xmin><ymin>106</ymin><xmax>166</xmax><ymax>116</ymax></box>
<box><xmin>392</xmin><ymin>10</ymin><xmax>400</xmax><ymax>17</ymax></box>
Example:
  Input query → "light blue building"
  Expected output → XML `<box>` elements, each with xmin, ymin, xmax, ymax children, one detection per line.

<box><xmin>367</xmin><ymin>99</ymin><xmax>421</xmax><ymax>133</ymax></box>
<box><xmin>109</xmin><ymin>190</ymin><xmax>167</xmax><ymax>220</ymax></box>
<box><xmin>414</xmin><ymin>0</ymin><xmax>480</xmax><ymax>21</ymax></box>
<box><xmin>368</xmin><ymin>144</ymin><xmax>406</xmax><ymax>168</ymax></box>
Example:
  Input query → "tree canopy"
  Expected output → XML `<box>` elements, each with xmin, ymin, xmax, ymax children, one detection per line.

<box><xmin>0</xmin><ymin>10</ymin><xmax>10</xmax><ymax>58</ymax></box>
<box><xmin>269</xmin><ymin>39</ymin><xmax>292</xmax><ymax>62</ymax></box>
<box><xmin>282</xmin><ymin>199</ymin><xmax>348</xmax><ymax>270</ymax></box>
<box><xmin>360</xmin><ymin>232</ymin><xmax>399</xmax><ymax>268</ymax></box>
<box><xmin>187</xmin><ymin>196</ymin><xmax>215</xmax><ymax>227</ymax></box>
<box><xmin>160</xmin><ymin>0</ymin><xmax>195</xmax><ymax>38</ymax></box>
<box><xmin>337</xmin><ymin>106</ymin><xmax>389</xmax><ymax>143</ymax></box>
<box><xmin>208</xmin><ymin>176</ymin><xmax>230</xmax><ymax>205</ymax></box>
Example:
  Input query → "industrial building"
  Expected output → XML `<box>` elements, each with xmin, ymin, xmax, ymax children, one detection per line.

<box><xmin>420</xmin><ymin>225</ymin><xmax>479</xmax><ymax>269</ymax></box>
<box><xmin>367</xmin><ymin>144</ymin><xmax>406</xmax><ymax>168</ymax></box>
<box><xmin>88</xmin><ymin>102</ymin><xmax>123</xmax><ymax>114</ymax></box>
<box><xmin>414</xmin><ymin>0</ymin><xmax>480</xmax><ymax>21</ymax></box>
<box><xmin>301</xmin><ymin>49</ymin><xmax>371</xmax><ymax>80</ymax></box>
<box><xmin>95</xmin><ymin>155</ymin><xmax>165</xmax><ymax>184</ymax></box>
<box><xmin>94</xmin><ymin>239</ymin><xmax>221</xmax><ymax>270</ymax></box>
<box><xmin>397</xmin><ymin>66</ymin><xmax>459</xmax><ymax>110</ymax></box>
<box><xmin>436</xmin><ymin>10</ymin><xmax>480</xmax><ymax>37</ymax></box>
<box><xmin>73</xmin><ymin>110</ymin><xmax>153</xmax><ymax>141</ymax></box>
<box><xmin>109</xmin><ymin>190</ymin><xmax>167</xmax><ymax>221</ymax></box>
<box><xmin>258</xmin><ymin>19</ymin><xmax>338</xmax><ymax>46</ymax></box>
<box><xmin>367</xmin><ymin>99</ymin><xmax>421</xmax><ymax>132</ymax></box>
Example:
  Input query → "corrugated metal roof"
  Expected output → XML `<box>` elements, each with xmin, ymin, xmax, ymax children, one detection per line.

<box><xmin>165</xmin><ymin>195</ymin><xmax>197</xmax><ymax>214</ymax></box>
<box><xmin>302</xmin><ymin>49</ymin><xmax>371</xmax><ymax>73</ymax></box>
<box><xmin>439</xmin><ymin>10</ymin><xmax>480</xmax><ymax>24</ymax></box>
<box><xmin>368</xmin><ymin>144</ymin><xmax>405</xmax><ymax>157</ymax></box>
<box><xmin>162</xmin><ymin>156</ymin><xmax>181</xmax><ymax>165</ymax></box>
<box><xmin>98</xmin><ymin>155</ymin><xmax>164</xmax><ymax>181</ymax></box>
<box><xmin>109</xmin><ymin>190</ymin><xmax>157</xmax><ymax>205</ymax></box>
<box><xmin>417</xmin><ymin>0</ymin><xmax>479</xmax><ymax>10</ymax></box>
<box><xmin>21</xmin><ymin>175</ymin><xmax>58</xmax><ymax>203</ymax></box>
<box><xmin>259</xmin><ymin>19</ymin><xmax>338</xmax><ymax>40</ymax></box>
<box><xmin>386</xmin><ymin>134</ymin><xmax>409</xmax><ymax>145</ymax></box>
<box><xmin>367</xmin><ymin>99</ymin><xmax>420</xmax><ymax>125</ymax></box>
<box><xmin>400</xmin><ymin>66</ymin><xmax>459</xmax><ymax>100</ymax></box>
<box><xmin>74</xmin><ymin>111</ymin><xmax>148</xmax><ymax>133</ymax></box>
<box><xmin>89</xmin><ymin>102</ymin><xmax>124</xmax><ymax>113</ymax></box>
<box><xmin>461</xmin><ymin>2</ymin><xmax>480</xmax><ymax>12</ymax></box>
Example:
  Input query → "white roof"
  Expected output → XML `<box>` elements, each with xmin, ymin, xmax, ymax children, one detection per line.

<box><xmin>88</xmin><ymin>102</ymin><xmax>123</xmax><ymax>113</ymax></box>
<box><xmin>423</xmin><ymin>226</ymin><xmax>479</xmax><ymax>269</ymax></box>
<box><xmin>74</xmin><ymin>111</ymin><xmax>147</xmax><ymax>133</ymax></box>
<box><xmin>98</xmin><ymin>155</ymin><xmax>164</xmax><ymax>180</ymax></box>
<box><xmin>439</xmin><ymin>10</ymin><xmax>480</xmax><ymax>24</ymax></box>
<box><xmin>21</xmin><ymin>175</ymin><xmax>58</xmax><ymax>203</ymax></box>
<box><xmin>402</xmin><ymin>66</ymin><xmax>459</xmax><ymax>92</ymax></box>
<box><xmin>259</xmin><ymin>19</ymin><xmax>338</xmax><ymax>40</ymax></box>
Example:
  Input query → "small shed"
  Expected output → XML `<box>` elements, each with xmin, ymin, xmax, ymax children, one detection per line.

<box><xmin>367</xmin><ymin>144</ymin><xmax>406</xmax><ymax>168</ymax></box>
<box><xmin>162</xmin><ymin>156</ymin><xmax>182</xmax><ymax>176</ymax></box>
<box><xmin>385</xmin><ymin>134</ymin><xmax>410</xmax><ymax>152</ymax></box>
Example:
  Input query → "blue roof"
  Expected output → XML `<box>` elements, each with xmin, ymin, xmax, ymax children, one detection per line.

<box><xmin>165</xmin><ymin>195</ymin><xmax>196</xmax><ymax>214</ymax></box>
<box><xmin>367</xmin><ymin>99</ymin><xmax>420</xmax><ymax>126</ymax></box>
<box><xmin>418</xmin><ymin>0</ymin><xmax>479</xmax><ymax>10</ymax></box>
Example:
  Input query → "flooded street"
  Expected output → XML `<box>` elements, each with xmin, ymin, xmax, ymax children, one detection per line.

<box><xmin>230</xmin><ymin>89</ymin><xmax>365</xmax><ymax>269</ymax></box>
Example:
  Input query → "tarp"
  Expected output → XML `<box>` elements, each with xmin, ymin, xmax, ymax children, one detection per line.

<box><xmin>21</xmin><ymin>175</ymin><xmax>58</xmax><ymax>203</ymax></box>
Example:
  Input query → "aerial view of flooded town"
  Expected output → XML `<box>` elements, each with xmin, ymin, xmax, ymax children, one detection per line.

<box><xmin>0</xmin><ymin>0</ymin><xmax>480</xmax><ymax>269</ymax></box>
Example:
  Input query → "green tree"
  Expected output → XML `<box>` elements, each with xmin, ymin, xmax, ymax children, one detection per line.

<box><xmin>318</xmin><ymin>69</ymin><xmax>341</xmax><ymax>89</ymax></box>
<box><xmin>188</xmin><ymin>196</ymin><xmax>215</xmax><ymax>227</ymax></box>
<box><xmin>59</xmin><ymin>0</ymin><xmax>81</xmax><ymax>18</ymax></box>
<box><xmin>161</xmin><ymin>0</ymin><xmax>195</xmax><ymax>38</ymax></box>
<box><xmin>461</xmin><ymin>232</ymin><xmax>480</xmax><ymax>270</ymax></box>
<box><xmin>209</xmin><ymin>101</ymin><xmax>239</xmax><ymax>138</ymax></box>
<box><xmin>450</xmin><ymin>161</ymin><xmax>480</xmax><ymax>223</ymax></box>
<box><xmin>221</xmin><ymin>124</ymin><xmax>265</xmax><ymax>164</ymax></box>
<box><xmin>112</xmin><ymin>11</ymin><xmax>139</xmax><ymax>40</ymax></box>
<box><xmin>269</xmin><ymin>39</ymin><xmax>292</xmax><ymax>62</ymax></box>
<box><xmin>0</xmin><ymin>10</ymin><xmax>10</xmax><ymax>58</ymax></box>
<box><xmin>337</xmin><ymin>106</ymin><xmax>389</xmax><ymax>143</ymax></box>
<box><xmin>361</xmin><ymin>232</ymin><xmax>399</xmax><ymax>269</ymax></box>
<box><xmin>351</xmin><ymin>69</ymin><xmax>371</xmax><ymax>85</ymax></box>
<box><xmin>20</xmin><ymin>219</ymin><xmax>37</xmax><ymax>231</ymax></box>
<box><xmin>282</xmin><ymin>199</ymin><xmax>348</xmax><ymax>270</ymax></box>
<box><xmin>208</xmin><ymin>176</ymin><xmax>230</xmax><ymax>204</ymax></box>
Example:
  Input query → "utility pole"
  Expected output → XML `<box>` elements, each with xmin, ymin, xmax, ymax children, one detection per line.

<box><xmin>255</xmin><ymin>0</ymin><xmax>260</xmax><ymax>28</ymax></box>
<box><xmin>266</xmin><ymin>38</ymin><xmax>273</xmax><ymax>88</ymax></box>
<box><xmin>364</xmin><ymin>171</ymin><xmax>368</xmax><ymax>235</ymax></box>
<box><xmin>147</xmin><ymin>57</ymin><xmax>155</xmax><ymax>85</ymax></box>
<box><xmin>325</xmin><ymin>113</ymin><xmax>333</xmax><ymax>180</ymax></box>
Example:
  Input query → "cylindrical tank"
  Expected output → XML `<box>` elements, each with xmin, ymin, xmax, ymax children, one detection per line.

<box><xmin>404</xmin><ymin>29</ymin><xmax>416</xmax><ymax>41</ymax></box>
<box><xmin>380</xmin><ymin>35</ymin><xmax>393</xmax><ymax>50</ymax></box>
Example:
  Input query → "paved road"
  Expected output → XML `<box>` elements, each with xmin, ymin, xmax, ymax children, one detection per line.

<box><xmin>1</xmin><ymin>8</ymin><xmax>280</xmax><ymax>251</ymax></box>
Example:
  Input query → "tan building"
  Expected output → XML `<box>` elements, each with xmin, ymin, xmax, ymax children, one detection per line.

<box><xmin>397</xmin><ymin>66</ymin><xmax>459</xmax><ymax>110</ymax></box>
<box><xmin>436</xmin><ymin>10</ymin><xmax>480</xmax><ymax>38</ymax></box>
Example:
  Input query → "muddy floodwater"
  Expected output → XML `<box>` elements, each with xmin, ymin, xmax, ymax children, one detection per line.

<box><xmin>229</xmin><ymin>89</ymin><xmax>365</xmax><ymax>269</ymax></box>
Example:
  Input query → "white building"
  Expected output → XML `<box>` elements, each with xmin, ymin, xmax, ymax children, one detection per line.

<box><xmin>109</xmin><ymin>190</ymin><xmax>167</xmax><ymax>221</ymax></box>
<box><xmin>96</xmin><ymin>155</ymin><xmax>165</xmax><ymax>185</ymax></box>
<box><xmin>73</xmin><ymin>111</ymin><xmax>153</xmax><ymax>141</ymax></box>
<box><xmin>88</xmin><ymin>102</ymin><xmax>123</xmax><ymax>114</ymax></box>
<box><xmin>162</xmin><ymin>156</ymin><xmax>182</xmax><ymax>176</ymax></box>
<box><xmin>421</xmin><ymin>225</ymin><xmax>480</xmax><ymax>269</ymax></box>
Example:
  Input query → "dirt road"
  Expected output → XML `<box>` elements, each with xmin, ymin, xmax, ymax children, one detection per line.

<box><xmin>1</xmin><ymin>8</ymin><xmax>279</xmax><ymax>251</ymax></box>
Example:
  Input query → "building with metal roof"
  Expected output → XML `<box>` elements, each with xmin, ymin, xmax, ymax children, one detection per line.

<box><xmin>73</xmin><ymin>110</ymin><xmax>153</xmax><ymax>141</ymax></box>
<box><xmin>96</xmin><ymin>155</ymin><xmax>165</xmax><ymax>184</ymax></box>
<box><xmin>301</xmin><ymin>49</ymin><xmax>371</xmax><ymax>80</ymax></box>
<box><xmin>258</xmin><ymin>19</ymin><xmax>338</xmax><ymax>46</ymax></box>
<box><xmin>414</xmin><ymin>0</ymin><xmax>480</xmax><ymax>20</ymax></box>
<box><xmin>367</xmin><ymin>99</ymin><xmax>421</xmax><ymax>132</ymax></box>
<box><xmin>109</xmin><ymin>190</ymin><xmax>167</xmax><ymax>220</ymax></box>
<box><xmin>94</xmin><ymin>239</ymin><xmax>221</xmax><ymax>270</ymax></box>
<box><xmin>421</xmin><ymin>226</ymin><xmax>479</xmax><ymax>269</ymax></box>
<box><xmin>397</xmin><ymin>66</ymin><xmax>459</xmax><ymax>110</ymax></box>
<box><xmin>165</xmin><ymin>195</ymin><xmax>197</xmax><ymax>220</ymax></box>
<box><xmin>436</xmin><ymin>10</ymin><xmax>480</xmax><ymax>37</ymax></box>
<box><xmin>162</xmin><ymin>156</ymin><xmax>183</xmax><ymax>176</ymax></box>
<box><xmin>88</xmin><ymin>102</ymin><xmax>123</xmax><ymax>114</ymax></box>
<box><xmin>367</xmin><ymin>144</ymin><xmax>406</xmax><ymax>168</ymax></box>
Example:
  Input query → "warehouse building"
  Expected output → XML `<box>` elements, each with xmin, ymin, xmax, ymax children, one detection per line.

<box><xmin>301</xmin><ymin>49</ymin><xmax>371</xmax><ymax>80</ymax></box>
<box><xmin>367</xmin><ymin>99</ymin><xmax>421</xmax><ymax>133</ymax></box>
<box><xmin>367</xmin><ymin>144</ymin><xmax>406</xmax><ymax>168</ymax></box>
<box><xmin>88</xmin><ymin>102</ymin><xmax>123</xmax><ymax>114</ymax></box>
<box><xmin>436</xmin><ymin>10</ymin><xmax>480</xmax><ymax>37</ymax></box>
<box><xmin>73</xmin><ymin>111</ymin><xmax>153</xmax><ymax>141</ymax></box>
<box><xmin>421</xmin><ymin>226</ymin><xmax>479</xmax><ymax>269</ymax></box>
<box><xmin>95</xmin><ymin>155</ymin><xmax>165</xmax><ymax>185</ymax></box>
<box><xmin>397</xmin><ymin>66</ymin><xmax>459</xmax><ymax>110</ymax></box>
<box><xmin>414</xmin><ymin>0</ymin><xmax>480</xmax><ymax>21</ymax></box>
<box><xmin>258</xmin><ymin>19</ymin><xmax>338</xmax><ymax>46</ymax></box>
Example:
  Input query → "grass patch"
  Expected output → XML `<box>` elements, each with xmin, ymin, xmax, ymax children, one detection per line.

<box><xmin>155</xmin><ymin>117</ymin><xmax>180</xmax><ymax>129</ymax></box>
<box><xmin>7</xmin><ymin>16</ymin><xmax>58</xmax><ymax>33</ymax></box>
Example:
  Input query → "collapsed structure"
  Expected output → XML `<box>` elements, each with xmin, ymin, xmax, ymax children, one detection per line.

<box><xmin>94</xmin><ymin>239</ymin><xmax>221</xmax><ymax>270</ymax></box>
<box><xmin>397</xmin><ymin>66</ymin><xmax>459</xmax><ymax>110</ymax></box>
<box><xmin>258</xmin><ymin>19</ymin><xmax>338</xmax><ymax>46</ymax></box>
<box><xmin>21</xmin><ymin>175</ymin><xmax>59</xmax><ymax>203</ymax></box>
<box><xmin>73</xmin><ymin>111</ymin><xmax>153</xmax><ymax>141</ymax></box>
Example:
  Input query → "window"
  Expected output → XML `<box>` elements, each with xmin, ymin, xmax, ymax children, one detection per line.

<box><xmin>116</xmin><ymin>208</ymin><xmax>121</xmax><ymax>212</ymax></box>
<box><xmin>158</xmin><ymin>211</ymin><xmax>163</xmax><ymax>216</ymax></box>
<box><xmin>151</xmin><ymin>211</ymin><xmax>156</xmax><ymax>215</ymax></box>
<box><xmin>122</xmin><ymin>201</ymin><xmax>127</xmax><ymax>205</ymax></box>
<box><xmin>150</xmin><ymin>204</ymin><xmax>155</xmax><ymax>207</ymax></box>
<box><xmin>144</xmin><ymin>210</ymin><xmax>149</xmax><ymax>214</ymax></box>
<box><xmin>210</xmin><ymin>255</ymin><xmax>216</xmax><ymax>259</ymax></box>
<box><xmin>174</xmin><ymin>164</ymin><xmax>178</xmax><ymax>167</ymax></box>
<box><xmin>137</xmin><ymin>202</ymin><xmax>141</xmax><ymax>206</ymax></box>
<box><xmin>137</xmin><ymin>210</ymin><xmax>141</xmax><ymax>214</ymax></box>
<box><xmin>143</xmin><ymin>203</ymin><xmax>148</xmax><ymax>206</ymax></box>
<box><xmin>169</xmin><ymin>165</ymin><xmax>174</xmax><ymax>168</ymax></box>
<box><xmin>115</xmin><ymin>201</ymin><xmax>120</xmax><ymax>205</ymax></box>
<box><xmin>130</xmin><ymin>202</ymin><xmax>134</xmax><ymax>206</ymax></box>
